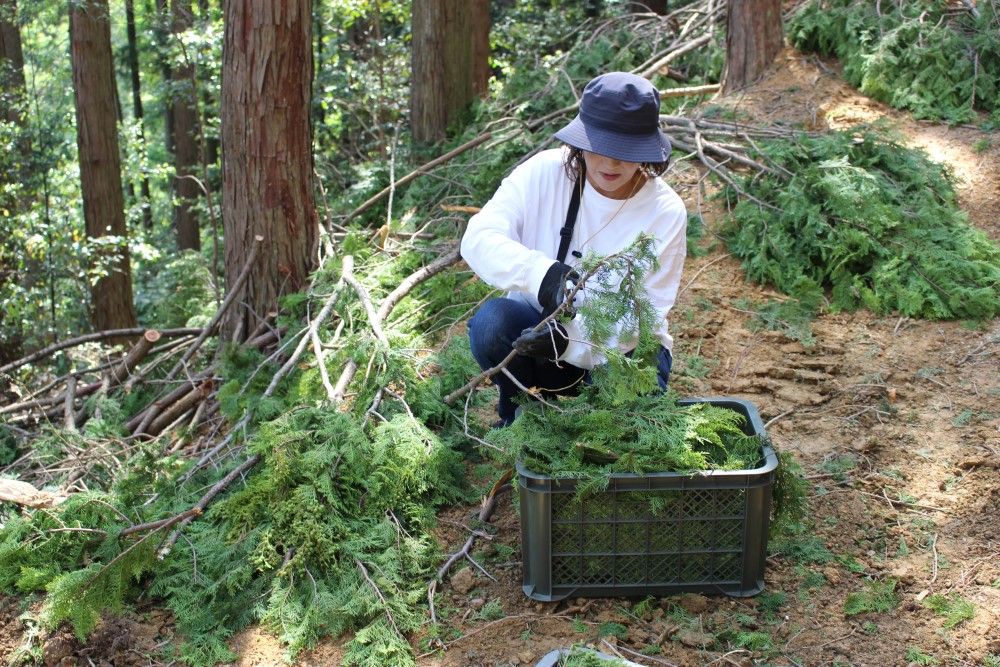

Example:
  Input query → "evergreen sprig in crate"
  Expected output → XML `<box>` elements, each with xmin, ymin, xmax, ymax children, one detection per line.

<box><xmin>517</xmin><ymin>398</ymin><xmax>777</xmax><ymax>601</ymax></box>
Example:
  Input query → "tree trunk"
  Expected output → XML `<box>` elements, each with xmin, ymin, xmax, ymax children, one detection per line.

<box><xmin>721</xmin><ymin>0</ymin><xmax>783</xmax><ymax>93</ymax></box>
<box><xmin>125</xmin><ymin>0</ymin><xmax>154</xmax><ymax>230</ymax></box>
<box><xmin>1</xmin><ymin>0</ymin><xmax>29</xmax><ymax>176</ymax></box>
<box><xmin>470</xmin><ymin>0</ymin><xmax>490</xmax><ymax>98</ymax></box>
<box><xmin>0</xmin><ymin>0</ymin><xmax>29</xmax><ymax>168</ymax></box>
<box><xmin>629</xmin><ymin>0</ymin><xmax>668</xmax><ymax>14</ymax></box>
<box><xmin>0</xmin><ymin>0</ymin><xmax>28</xmax><ymax>362</ymax></box>
<box><xmin>0</xmin><ymin>0</ymin><xmax>26</xmax><ymax>126</ymax></box>
<box><xmin>220</xmin><ymin>0</ymin><xmax>319</xmax><ymax>343</ymax></box>
<box><xmin>411</xmin><ymin>0</ymin><xmax>490</xmax><ymax>144</ymax></box>
<box><xmin>154</xmin><ymin>0</ymin><xmax>175</xmax><ymax>154</ymax></box>
<box><xmin>172</xmin><ymin>0</ymin><xmax>201</xmax><ymax>251</ymax></box>
<box><xmin>70</xmin><ymin>0</ymin><xmax>138</xmax><ymax>335</ymax></box>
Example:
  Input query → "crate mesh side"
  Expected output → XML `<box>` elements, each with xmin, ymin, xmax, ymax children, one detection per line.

<box><xmin>548</xmin><ymin>487</ymin><xmax>750</xmax><ymax>588</ymax></box>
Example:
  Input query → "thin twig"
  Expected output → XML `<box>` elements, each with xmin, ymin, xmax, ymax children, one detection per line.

<box><xmin>677</xmin><ymin>252</ymin><xmax>731</xmax><ymax>298</ymax></box>
<box><xmin>118</xmin><ymin>507</ymin><xmax>202</xmax><ymax>538</ymax></box>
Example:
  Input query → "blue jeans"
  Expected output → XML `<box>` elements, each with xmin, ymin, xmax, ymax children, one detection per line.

<box><xmin>467</xmin><ymin>297</ymin><xmax>673</xmax><ymax>425</ymax></box>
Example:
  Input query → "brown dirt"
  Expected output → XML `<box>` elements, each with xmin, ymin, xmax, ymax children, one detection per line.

<box><xmin>1</xmin><ymin>49</ymin><xmax>997</xmax><ymax>667</ymax></box>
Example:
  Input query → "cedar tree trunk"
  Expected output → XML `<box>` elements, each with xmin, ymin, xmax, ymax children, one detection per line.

<box><xmin>172</xmin><ymin>0</ymin><xmax>201</xmax><ymax>251</ymax></box>
<box><xmin>70</xmin><ymin>0</ymin><xmax>138</xmax><ymax>334</ymax></box>
<box><xmin>411</xmin><ymin>0</ymin><xmax>490</xmax><ymax>144</ymax></box>
<box><xmin>0</xmin><ymin>0</ymin><xmax>26</xmax><ymax>127</ymax></box>
<box><xmin>125</xmin><ymin>0</ymin><xmax>154</xmax><ymax>229</ymax></box>
<box><xmin>721</xmin><ymin>0</ymin><xmax>783</xmax><ymax>93</ymax></box>
<box><xmin>220</xmin><ymin>0</ymin><xmax>319</xmax><ymax>343</ymax></box>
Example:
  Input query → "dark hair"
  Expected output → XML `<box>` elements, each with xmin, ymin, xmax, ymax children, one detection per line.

<box><xmin>562</xmin><ymin>145</ymin><xmax>669</xmax><ymax>183</ymax></box>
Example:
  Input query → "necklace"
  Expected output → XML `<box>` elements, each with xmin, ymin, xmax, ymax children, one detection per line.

<box><xmin>575</xmin><ymin>172</ymin><xmax>645</xmax><ymax>252</ymax></box>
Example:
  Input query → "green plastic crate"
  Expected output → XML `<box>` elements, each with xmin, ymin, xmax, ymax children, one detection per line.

<box><xmin>518</xmin><ymin>397</ymin><xmax>777</xmax><ymax>601</ymax></box>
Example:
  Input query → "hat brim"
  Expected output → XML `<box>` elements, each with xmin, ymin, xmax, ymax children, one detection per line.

<box><xmin>554</xmin><ymin>115</ymin><xmax>672</xmax><ymax>163</ymax></box>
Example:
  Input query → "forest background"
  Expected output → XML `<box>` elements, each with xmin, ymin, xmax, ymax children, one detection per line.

<box><xmin>0</xmin><ymin>0</ymin><xmax>999</xmax><ymax>666</ymax></box>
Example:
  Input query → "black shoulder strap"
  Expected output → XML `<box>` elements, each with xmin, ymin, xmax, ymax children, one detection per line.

<box><xmin>557</xmin><ymin>170</ymin><xmax>584</xmax><ymax>263</ymax></box>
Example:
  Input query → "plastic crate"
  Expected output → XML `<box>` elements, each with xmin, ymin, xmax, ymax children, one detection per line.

<box><xmin>518</xmin><ymin>397</ymin><xmax>777</xmax><ymax>601</ymax></box>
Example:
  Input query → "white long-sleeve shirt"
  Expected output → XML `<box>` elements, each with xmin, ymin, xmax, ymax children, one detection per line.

<box><xmin>461</xmin><ymin>148</ymin><xmax>687</xmax><ymax>369</ymax></box>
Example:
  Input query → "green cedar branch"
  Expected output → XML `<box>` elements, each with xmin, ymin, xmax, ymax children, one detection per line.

<box><xmin>333</xmin><ymin>247</ymin><xmax>460</xmax><ymax>402</ymax></box>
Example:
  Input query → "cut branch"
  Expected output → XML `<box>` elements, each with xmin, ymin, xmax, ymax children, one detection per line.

<box><xmin>145</xmin><ymin>379</ymin><xmax>214</xmax><ymax>436</ymax></box>
<box><xmin>109</xmin><ymin>329</ymin><xmax>161</xmax><ymax>387</ymax></box>
<box><xmin>164</xmin><ymin>454</ymin><xmax>263</xmax><ymax>551</ymax></box>
<box><xmin>637</xmin><ymin>33</ymin><xmax>713</xmax><ymax>79</ymax></box>
<box><xmin>376</xmin><ymin>245</ymin><xmax>460</xmax><ymax>323</ymax></box>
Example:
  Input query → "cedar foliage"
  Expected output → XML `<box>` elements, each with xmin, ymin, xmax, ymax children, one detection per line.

<box><xmin>490</xmin><ymin>392</ymin><xmax>764</xmax><ymax>477</ymax></box>
<box><xmin>788</xmin><ymin>0</ymin><xmax>1000</xmax><ymax>124</ymax></box>
<box><xmin>726</xmin><ymin>123</ymin><xmax>1000</xmax><ymax>320</ymax></box>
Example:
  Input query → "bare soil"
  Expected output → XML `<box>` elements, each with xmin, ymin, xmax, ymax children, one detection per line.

<box><xmin>2</xmin><ymin>50</ymin><xmax>997</xmax><ymax>667</ymax></box>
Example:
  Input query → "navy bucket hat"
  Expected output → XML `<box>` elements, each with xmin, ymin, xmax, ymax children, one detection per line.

<box><xmin>554</xmin><ymin>72</ymin><xmax>671</xmax><ymax>164</ymax></box>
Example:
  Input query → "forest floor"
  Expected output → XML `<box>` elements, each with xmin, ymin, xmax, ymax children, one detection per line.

<box><xmin>2</xmin><ymin>49</ymin><xmax>998</xmax><ymax>667</ymax></box>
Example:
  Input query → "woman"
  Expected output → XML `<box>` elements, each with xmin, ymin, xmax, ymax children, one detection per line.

<box><xmin>461</xmin><ymin>72</ymin><xmax>687</xmax><ymax>427</ymax></box>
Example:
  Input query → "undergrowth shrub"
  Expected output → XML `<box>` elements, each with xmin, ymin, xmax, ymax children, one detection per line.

<box><xmin>788</xmin><ymin>0</ymin><xmax>1000</xmax><ymax>125</ymax></box>
<box><xmin>134</xmin><ymin>250</ymin><xmax>217</xmax><ymax>330</ymax></box>
<box><xmin>726</xmin><ymin>123</ymin><xmax>1000</xmax><ymax>320</ymax></box>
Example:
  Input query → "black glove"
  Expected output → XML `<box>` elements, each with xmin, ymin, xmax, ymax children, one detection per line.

<box><xmin>513</xmin><ymin>322</ymin><xmax>569</xmax><ymax>360</ymax></box>
<box><xmin>537</xmin><ymin>261</ymin><xmax>580</xmax><ymax>316</ymax></box>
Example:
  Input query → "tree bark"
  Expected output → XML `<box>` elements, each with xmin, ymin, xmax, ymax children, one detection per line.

<box><xmin>0</xmin><ymin>0</ymin><xmax>27</xmax><ymax>363</ymax></box>
<box><xmin>721</xmin><ymin>0</ymin><xmax>783</xmax><ymax>93</ymax></box>
<box><xmin>0</xmin><ymin>0</ymin><xmax>29</xmax><ymax>184</ymax></box>
<box><xmin>410</xmin><ymin>0</ymin><xmax>490</xmax><ymax>144</ymax></box>
<box><xmin>469</xmin><ymin>0</ymin><xmax>490</xmax><ymax>99</ymax></box>
<box><xmin>172</xmin><ymin>0</ymin><xmax>201</xmax><ymax>251</ymax></box>
<box><xmin>70</xmin><ymin>0</ymin><xmax>138</xmax><ymax>335</ymax></box>
<box><xmin>125</xmin><ymin>0</ymin><xmax>154</xmax><ymax>230</ymax></box>
<box><xmin>0</xmin><ymin>0</ymin><xmax>26</xmax><ymax>127</ymax></box>
<box><xmin>220</xmin><ymin>0</ymin><xmax>319</xmax><ymax>342</ymax></box>
<box><xmin>154</xmin><ymin>0</ymin><xmax>175</xmax><ymax>154</ymax></box>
